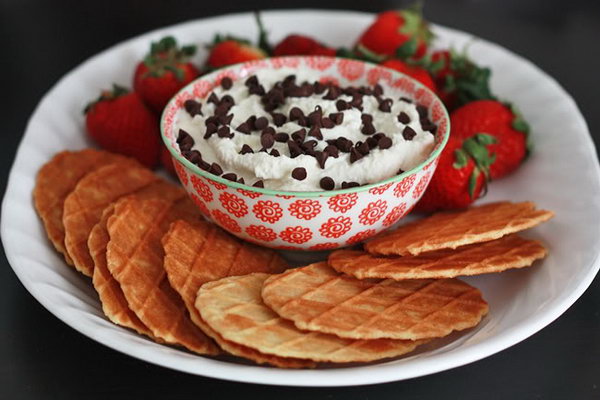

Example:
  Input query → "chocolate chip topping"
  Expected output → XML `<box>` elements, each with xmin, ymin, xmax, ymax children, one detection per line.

<box><xmin>366</xmin><ymin>137</ymin><xmax>378</xmax><ymax>149</ymax></box>
<box><xmin>177</xmin><ymin>129</ymin><xmax>194</xmax><ymax>151</ymax></box>
<box><xmin>217</xmin><ymin>126</ymin><xmax>232</xmax><ymax>138</ymax></box>
<box><xmin>361</xmin><ymin>122</ymin><xmax>376</xmax><ymax>135</ymax></box>
<box><xmin>341</xmin><ymin>181</ymin><xmax>360</xmax><ymax>189</ymax></box>
<box><xmin>260</xmin><ymin>132</ymin><xmax>275</xmax><ymax>149</ymax></box>
<box><xmin>308</xmin><ymin>125</ymin><xmax>323</xmax><ymax>140</ymax></box>
<box><xmin>336</xmin><ymin>137</ymin><xmax>353</xmax><ymax>153</ymax></box>
<box><xmin>314</xmin><ymin>81</ymin><xmax>327</xmax><ymax>94</ymax></box>
<box><xmin>236</xmin><ymin>122</ymin><xmax>251</xmax><ymax>134</ymax></box>
<box><xmin>320</xmin><ymin>176</ymin><xmax>335</xmax><ymax>190</ymax></box>
<box><xmin>323</xmin><ymin>86</ymin><xmax>340</xmax><ymax>100</ymax></box>
<box><xmin>324</xmin><ymin>145</ymin><xmax>339</xmax><ymax>158</ymax></box>
<box><xmin>220</xmin><ymin>77</ymin><xmax>233</xmax><ymax>90</ymax></box>
<box><xmin>274</xmin><ymin>132</ymin><xmax>289</xmax><ymax>142</ymax></box>
<box><xmin>252</xmin><ymin>180</ymin><xmax>264</xmax><ymax>188</ymax></box>
<box><xmin>398</xmin><ymin>112</ymin><xmax>411</xmax><ymax>124</ymax></box>
<box><xmin>374</xmin><ymin>84</ymin><xmax>384</xmax><ymax>97</ymax></box>
<box><xmin>321</xmin><ymin>117</ymin><xmax>335</xmax><ymax>129</ymax></box>
<box><xmin>184</xmin><ymin>99</ymin><xmax>202</xmax><ymax>117</ymax></box>
<box><xmin>204</xmin><ymin>123</ymin><xmax>217</xmax><ymax>139</ymax></box>
<box><xmin>350</xmin><ymin>148</ymin><xmax>363</xmax><ymax>163</ymax></box>
<box><xmin>288</xmin><ymin>140</ymin><xmax>303</xmax><ymax>158</ymax></box>
<box><xmin>416</xmin><ymin>104</ymin><xmax>428</xmax><ymax>119</ymax></box>
<box><xmin>271</xmin><ymin>112</ymin><xmax>287</xmax><ymax>127</ymax></box>
<box><xmin>248</xmin><ymin>84</ymin><xmax>266</xmax><ymax>96</ymax></box>
<box><xmin>183</xmin><ymin>150</ymin><xmax>201</xmax><ymax>164</ymax></box>
<box><xmin>289</xmin><ymin>107</ymin><xmax>304</xmax><ymax>121</ymax></box>
<box><xmin>270</xmin><ymin>149</ymin><xmax>280</xmax><ymax>157</ymax></box>
<box><xmin>245</xmin><ymin>76</ymin><xmax>258</xmax><ymax>87</ymax></box>
<box><xmin>254</xmin><ymin>116</ymin><xmax>268</xmax><ymax>130</ymax></box>
<box><xmin>207</xmin><ymin>92</ymin><xmax>219</xmax><ymax>105</ymax></box>
<box><xmin>378</xmin><ymin>136</ymin><xmax>393</xmax><ymax>149</ymax></box>
<box><xmin>315</xmin><ymin>151</ymin><xmax>328</xmax><ymax>169</ymax></box>
<box><xmin>329</xmin><ymin>112</ymin><xmax>344</xmax><ymax>125</ymax></box>
<box><xmin>336</xmin><ymin>99</ymin><xmax>349</xmax><ymax>111</ymax></box>
<box><xmin>291</xmin><ymin>129</ymin><xmax>306</xmax><ymax>143</ymax></box>
<box><xmin>238</xmin><ymin>177</ymin><xmax>245</xmax><ymax>184</ymax></box>
<box><xmin>198</xmin><ymin>160</ymin><xmax>211</xmax><ymax>171</ymax></box>
<box><xmin>209</xmin><ymin>162</ymin><xmax>223</xmax><ymax>175</ymax></box>
<box><xmin>361</xmin><ymin>114</ymin><xmax>373</xmax><ymax>124</ymax></box>
<box><xmin>356</xmin><ymin>141</ymin><xmax>370</xmax><ymax>155</ymax></box>
<box><xmin>399</xmin><ymin>96</ymin><xmax>413</xmax><ymax>103</ymax></box>
<box><xmin>222</xmin><ymin>173</ymin><xmax>237</xmax><ymax>182</ymax></box>
<box><xmin>218</xmin><ymin>113</ymin><xmax>234</xmax><ymax>126</ymax></box>
<box><xmin>240</xmin><ymin>144</ymin><xmax>254</xmax><ymax>155</ymax></box>
<box><xmin>291</xmin><ymin>167</ymin><xmax>307</xmax><ymax>181</ymax></box>
<box><xmin>402</xmin><ymin>126</ymin><xmax>417</xmax><ymax>141</ymax></box>
<box><xmin>245</xmin><ymin>115</ymin><xmax>257</xmax><ymax>130</ymax></box>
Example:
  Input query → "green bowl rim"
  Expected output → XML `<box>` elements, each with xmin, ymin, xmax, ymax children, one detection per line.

<box><xmin>160</xmin><ymin>56</ymin><xmax>450</xmax><ymax>199</ymax></box>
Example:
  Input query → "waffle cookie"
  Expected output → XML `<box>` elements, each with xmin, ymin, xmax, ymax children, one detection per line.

<box><xmin>197</xmin><ymin>273</ymin><xmax>426</xmax><ymax>363</ymax></box>
<box><xmin>261</xmin><ymin>262</ymin><xmax>488</xmax><ymax>340</ymax></box>
<box><xmin>365</xmin><ymin>201</ymin><xmax>554</xmax><ymax>256</ymax></box>
<box><xmin>162</xmin><ymin>220</ymin><xmax>303</xmax><ymax>367</ymax></box>
<box><xmin>329</xmin><ymin>235</ymin><xmax>547</xmax><ymax>280</ymax></box>
<box><xmin>89</xmin><ymin>204</ymin><xmax>156</xmax><ymax>339</ymax></box>
<box><xmin>33</xmin><ymin>149</ymin><xmax>127</xmax><ymax>265</ymax></box>
<box><xmin>106</xmin><ymin>195</ymin><xmax>218</xmax><ymax>355</ymax></box>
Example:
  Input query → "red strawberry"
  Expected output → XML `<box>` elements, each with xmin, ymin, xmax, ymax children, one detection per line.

<box><xmin>428</xmin><ymin>49</ymin><xmax>494</xmax><ymax>110</ymax></box>
<box><xmin>355</xmin><ymin>7</ymin><xmax>433</xmax><ymax>62</ymax></box>
<box><xmin>160</xmin><ymin>145</ymin><xmax>177</xmax><ymax>177</ymax></box>
<box><xmin>273</xmin><ymin>34</ymin><xmax>336</xmax><ymax>57</ymax></box>
<box><xmin>133</xmin><ymin>36</ymin><xmax>199</xmax><ymax>113</ymax></box>
<box><xmin>416</xmin><ymin>133</ymin><xmax>496</xmax><ymax>212</ymax></box>
<box><xmin>381</xmin><ymin>59</ymin><xmax>436</xmax><ymax>91</ymax></box>
<box><xmin>85</xmin><ymin>85</ymin><xmax>160</xmax><ymax>168</ymax></box>
<box><xmin>206</xmin><ymin>37</ymin><xmax>266</xmax><ymax>69</ymax></box>
<box><xmin>450</xmin><ymin>100</ymin><xmax>530</xmax><ymax>179</ymax></box>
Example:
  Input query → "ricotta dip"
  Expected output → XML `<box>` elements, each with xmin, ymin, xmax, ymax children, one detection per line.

<box><xmin>175</xmin><ymin>67</ymin><xmax>436</xmax><ymax>191</ymax></box>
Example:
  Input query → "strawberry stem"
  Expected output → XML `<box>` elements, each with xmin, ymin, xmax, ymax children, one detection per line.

<box><xmin>254</xmin><ymin>11</ymin><xmax>272</xmax><ymax>55</ymax></box>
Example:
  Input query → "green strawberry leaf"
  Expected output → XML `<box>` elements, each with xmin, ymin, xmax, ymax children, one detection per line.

<box><xmin>395</xmin><ymin>37</ymin><xmax>418</xmax><ymax>59</ymax></box>
<box><xmin>453</xmin><ymin>148</ymin><xmax>469</xmax><ymax>168</ymax></box>
<box><xmin>468</xmin><ymin>168</ymin><xmax>480</xmax><ymax>198</ymax></box>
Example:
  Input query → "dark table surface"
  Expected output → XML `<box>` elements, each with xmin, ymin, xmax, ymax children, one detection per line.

<box><xmin>2</xmin><ymin>0</ymin><xmax>599</xmax><ymax>399</ymax></box>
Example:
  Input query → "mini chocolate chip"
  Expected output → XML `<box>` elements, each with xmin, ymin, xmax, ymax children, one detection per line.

<box><xmin>361</xmin><ymin>123</ymin><xmax>376</xmax><ymax>135</ymax></box>
<box><xmin>402</xmin><ymin>126</ymin><xmax>417</xmax><ymax>141</ymax></box>
<box><xmin>245</xmin><ymin>115</ymin><xmax>257</xmax><ymax>130</ymax></box>
<box><xmin>336</xmin><ymin>137</ymin><xmax>353</xmax><ymax>153</ymax></box>
<box><xmin>321</xmin><ymin>117</ymin><xmax>335</xmax><ymax>129</ymax></box>
<box><xmin>239</xmin><ymin>144</ymin><xmax>254</xmax><ymax>155</ymax></box>
<box><xmin>245</xmin><ymin>76</ymin><xmax>258</xmax><ymax>86</ymax></box>
<box><xmin>254</xmin><ymin>116</ymin><xmax>268</xmax><ymax>130</ymax></box>
<box><xmin>184</xmin><ymin>99</ymin><xmax>202</xmax><ymax>117</ymax></box>
<box><xmin>378</xmin><ymin>136</ymin><xmax>393</xmax><ymax>149</ymax></box>
<box><xmin>271</xmin><ymin>113</ymin><xmax>287</xmax><ymax>127</ymax></box>
<box><xmin>252</xmin><ymin>180</ymin><xmax>264</xmax><ymax>188</ymax></box>
<box><xmin>315</xmin><ymin>151</ymin><xmax>329</xmax><ymax>169</ymax></box>
<box><xmin>289</xmin><ymin>107</ymin><xmax>304</xmax><ymax>121</ymax></box>
<box><xmin>329</xmin><ymin>112</ymin><xmax>344</xmax><ymax>125</ymax></box>
<box><xmin>220</xmin><ymin>77</ymin><xmax>233</xmax><ymax>90</ymax></box>
<box><xmin>398</xmin><ymin>112</ymin><xmax>411</xmax><ymax>124</ymax></box>
<box><xmin>308</xmin><ymin>126</ymin><xmax>323</xmax><ymax>140</ymax></box>
<box><xmin>378</xmin><ymin>98</ymin><xmax>392</xmax><ymax>112</ymax></box>
<box><xmin>217</xmin><ymin>126</ymin><xmax>232</xmax><ymax>138</ymax></box>
<box><xmin>361</xmin><ymin>114</ymin><xmax>373</xmax><ymax>124</ymax></box>
<box><xmin>283</xmin><ymin>74</ymin><xmax>296</xmax><ymax>86</ymax></box>
<box><xmin>177</xmin><ymin>128</ymin><xmax>192</xmax><ymax>143</ymax></box>
<box><xmin>397</xmin><ymin>168</ymin><xmax>405</xmax><ymax>174</ymax></box>
<box><xmin>366</xmin><ymin>137</ymin><xmax>378</xmax><ymax>149</ymax></box>
<box><xmin>320</xmin><ymin>176</ymin><xmax>335</xmax><ymax>190</ymax></box>
<box><xmin>219</xmin><ymin>95</ymin><xmax>234</xmax><ymax>106</ymax></box>
<box><xmin>308</xmin><ymin>109</ymin><xmax>323</xmax><ymax>127</ymax></box>
<box><xmin>323</xmin><ymin>86</ymin><xmax>340</xmax><ymax>100</ymax></box>
<box><xmin>205</xmin><ymin>116</ymin><xmax>220</xmax><ymax>127</ymax></box>
<box><xmin>207</xmin><ymin>92</ymin><xmax>219</xmax><ymax>105</ymax></box>
<box><xmin>291</xmin><ymin>129</ymin><xmax>306</xmax><ymax>144</ymax></box>
<box><xmin>291</xmin><ymin>167</ymin><xmax>307</xmax><ymax>181</ymax></box>
<box><xmin>350</xmin><ymin>148</ymin><xmax>364</xmax><ymax>163</ymax></box>
<box><xmin>184</xmin><ymin>150</ymin><xmax>202</xmax><ymax>164</ymax></box>
<box><xmin>270</xmin><ymin>149</ymin><xmax>280</xmax><ymax>157</ymax></box>
<box><xmin>218</xmin><ymin>113</ymin><xmax>234</xmax><ymax>126</ymax></box>
<box><xmin>178</xmin><ymin>130</ymin><xmax>194</xmax><ymax>151</ymax></box>
<box><xmin>198</xmin><ymin>160</ymin><xmax>211</xmax><ymax>171</ymax></box>
<box><xmin>350</xmin><ymin>96</ymin><xmax>363</xmax><ymax>109</ymax></box>
<box><xmin>288</xmin><ymin>140</ymin><xmax>303</xmax><ymax>158</ymax></box>
<box><xmin>274</xmin><ymin>132</ymin><xmax>289</xmax><ymax>142</ymax></box>
<box><xmin>357</xmin><ymin>141</ymin><xmax>370</xmax><ymax>155</ymax></box>
<box><xmin>342</xmin><ymin>181</ymin><xmax>360</xmax><ymax>189</ymax></box>
<box><xmin>296</xmin><ymin>116</ymin><xmax>309</xmax><ymax>127</ymax></box>
<box><xmin>336</xmin><ymin>99</ymin><xmax>349</xmax><ymax>111</ymax></box>
<box><xmin>359</xmin><ymin>86</ymin><xmax>373</xmax><ymax>96</ymax></box>
<box><xmin>416</xmin><ymin>104</ymin><xmax>428</xmax><ymax>118</ymax></box>
<box><xmin>259</xmin><ymin>147</ymin><xmax>268</xmax><ymax>153</ymax></box>
<box><xmin>261</xmin><ymin>133</ymin><xmax>275</xmax><ymax>149</ymax></box>
<box><xmin>262</xmin><ymin>126</ymin><xmax>276</xmax><ymax>136</ymax></box>
<box><xmin>373</xmin><ymin>132</ymin><xmax>385</xmax><ymax>141</ymax></box>
<box><xmin>314</xmin><ymin>81</ymin><xmax>327</xmax><ymax>94</ymax></box>
<box><xmin>204</xmin><ymin>123</ymin><xmax>218</xmax><ymax>139</ymax></box>
<box><xmin>236</xmin><ymin>122</ymin><xmax>251</xmax><ymax>134</ymax></box>
<box><xmin>399</xmin><ymin>96</ymin><xmax>413</xmax><ymax>103</ymax></box>
<box><xmin>374</xmin><ymin>84</ymin><xmax>384</xmax><ymax>96</ymax></box>
<box><xmin>324</xmin><ymin>145</ymin><xmax>339</xmax><ymax>158</ymax></box>
<box><xmin>222</xmin><ymin>173</ymin><xmax>237</xmax><ymax>182</ymax></box>
<box><xmin>237</xmin><ymin>177</ymin><xmax>245</xmax><ymax>184</ymax></box>
<box><xmin>249</xmin><ymin>84</ymin><xmax>265</xmax><ymax>96</ymax></box>
<box><xmin>209</xmin><ymin>163</ymin><xmax>223</xmax><ymax>175</ymax></box>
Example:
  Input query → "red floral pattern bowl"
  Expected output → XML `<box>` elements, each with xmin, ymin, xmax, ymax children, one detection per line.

<box><xmin>161</xmin><ymin>56</ymin><xmax>450</xmax><ymax>250</ymax></box>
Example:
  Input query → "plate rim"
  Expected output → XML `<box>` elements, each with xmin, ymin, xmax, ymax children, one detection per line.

<box><xmin>2</xmin><ymin>9</ymin><xmax>600</xmax><ymax>387</ymax></box>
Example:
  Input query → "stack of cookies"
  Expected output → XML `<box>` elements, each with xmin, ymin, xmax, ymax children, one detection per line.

<box><xmin>34</xmin><ymin>149</ymin><xmax>554</xmax><ymax>368</ymax></box>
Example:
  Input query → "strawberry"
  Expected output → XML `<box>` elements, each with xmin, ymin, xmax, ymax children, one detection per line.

<box><xmin>354</xmin><ymin>7</ymin><xmax>433</xmax><ymax>62</ymax></box>
<box><xmin>416</xmin><ymin>133</ymin><xmax>496</xmax><ymax>212</ymax></box>
<box><xmin>85</xmin><ymin>85</ymin><xmax>160</xmax><ymax>168</ymax></box>
<box><xmin>450</xmin><ymin>100</ymin><xmax>530</xmax><ymax>179</ymax></box>
<box><xmin>206</xmin><ymin>37</ymin><xmax>266</xmax><ymax>69</ymax></box>
<box><xmin>381</xmin><ymin>59</ymin><xmax>436</xmax><ymax>91</ymax></box>
<box><xmin>428</xmin><ymin>49</ymin><xmax>494</xmax><ymax>110</ymax></box>
<box><xmin>160</xmin><ymin>144</ymin><xmax>177</xmax><ymax>177</ymax></box>
<box><xmin>273</xmin><ymin>34</ymin><xmax>336</xmax><ymax>57</ymax></box>
<box><xmin>133</xmin><ymin>36</ymin><xmax>199</xmax><ymax>113</ymax></box>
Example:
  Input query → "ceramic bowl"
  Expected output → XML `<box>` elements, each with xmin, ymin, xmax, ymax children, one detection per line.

<box><xmin>161</xmin><ymin>56</ymin><xmax>449</xmax><ymax>250</ymax></box>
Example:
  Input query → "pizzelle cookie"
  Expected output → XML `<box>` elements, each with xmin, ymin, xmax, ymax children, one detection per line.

<box><xmin>365</xmin><ymin>201</ymin><xmax>554</xmax><ymax>256</ymax></box>
<box><xmin>261</xmin><ymin>262</ymin><xmax>488</xmax><ymax>341</ymax></box>
<box><xmin>197</xmin><ymin>273</ymin><xmax>426</xmax><ymax>363</ymax></box>
<box><xmin>106</xmin><ymin>195</ymin><xmax>218</xmax><ymax>355</ymax></box>
<box><xmin>33</xmin><ymin>149</ymin><xmax>128</xmax><ymax>265</ymax></box>
<box><xmin>329</xmin><ymin>235</ymin><xmax>547</xmax><ymax>280</ymax></box>
<box><xmin>161</xmin><ymin>220</ymin><xmax>305</xmax><ymax>367</ymax></box>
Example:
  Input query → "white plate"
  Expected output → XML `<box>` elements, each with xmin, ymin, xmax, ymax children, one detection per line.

<box><xmin>2</xmin><ymin>10</ymin><xmax>600</xmax><ymax>387</ymax></box>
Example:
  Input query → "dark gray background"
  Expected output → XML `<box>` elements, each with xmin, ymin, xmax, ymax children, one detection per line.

<box><xmin>1</xmin><ymin>0</ymin><xmax>599</xmax><ymax>399</ymax></box>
